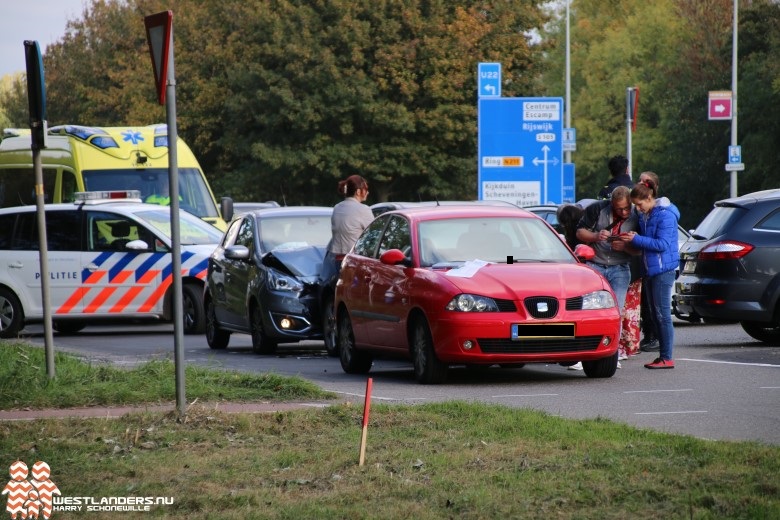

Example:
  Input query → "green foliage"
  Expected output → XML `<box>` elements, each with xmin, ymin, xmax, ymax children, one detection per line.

<box><xmin>2</xmin><ymin>0</ymin><xmax>778</xmax><ymax>226</ymax></box>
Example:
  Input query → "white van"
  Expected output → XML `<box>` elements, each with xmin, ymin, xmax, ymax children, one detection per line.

<box><xmin>0</xmin><ymin>191</ymin><xmax>223</xmax><ymax>337</ymax></box>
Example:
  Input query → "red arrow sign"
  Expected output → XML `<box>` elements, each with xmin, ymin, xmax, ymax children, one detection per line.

<box><xmin>708</xmin><ymin>91</ymin><xmax>732</xmax><ymax>120</ymax></box>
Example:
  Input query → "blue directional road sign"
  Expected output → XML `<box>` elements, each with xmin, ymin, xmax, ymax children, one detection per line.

<box><xmin>728</xmin><ymin>145</ymin><xmax>741</xmax><ymax>164</ymax></box>
<box><xmin>478</xmin><ymin>97</ymin><xmax>564</xmax><ymax>206</ymax></box>
<box><xmin>478</xmin><ymin>62</ymin><xmax>501</xmax><ymax>98</ymax></box>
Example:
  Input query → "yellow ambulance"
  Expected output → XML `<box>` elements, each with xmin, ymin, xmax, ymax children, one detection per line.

<box><xmin>0</xmin><ymin>124</ymin><xmax>232</xmax><ymax>230</ymax></box>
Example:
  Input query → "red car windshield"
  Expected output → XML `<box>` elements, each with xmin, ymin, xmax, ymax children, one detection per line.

<box><xmin>418</xmin><ymin>217</ymin><xmax>573</xmax><ymax>266</ymax></box>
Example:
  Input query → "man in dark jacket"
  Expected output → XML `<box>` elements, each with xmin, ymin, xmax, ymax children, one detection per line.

<box><xmin>597</xmin><ymin>155</ymin><xmax>633</xmax><ymax>200</ymax></box>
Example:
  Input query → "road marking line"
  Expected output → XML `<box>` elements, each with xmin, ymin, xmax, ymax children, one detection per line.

<box><xmin>635</xmin><ymin>411</ymin><xmax>708</xmax><ymax>415</ymax></box>
<box><xmin>492</xmin><ymin>394</ymin><xmax>559</xmax><ymax>398</ymax></box>
<box><xmin>624</xmin><ymin>389</ymin><xmax>693</xmax><ymax>394</ymax></box>
<box><xmin>760</xmin><ymin>387</ymin><xmax>780</xmax><ymax>389</ymax></box>
<box><xmin>332</xmin><ymin>391</ymin><xmax>426</xmax><ymax>402</ymax></box>
<box><xmin>677</xmin><ymin>358</ymin><xmax>780</xmax><ymax>368</ymax></box>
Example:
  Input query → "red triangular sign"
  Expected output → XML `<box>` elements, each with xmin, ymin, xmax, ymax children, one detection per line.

<box><xmin>144</xmin><ymin>11</ymin><xmax>173</xmax><ymax>105</ymax></box>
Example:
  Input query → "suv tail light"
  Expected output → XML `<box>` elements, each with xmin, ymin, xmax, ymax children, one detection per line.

<box><xmin>698</xmin><ymin>240</ymin><xmax>754</xmax><ymax>260</ymax></box>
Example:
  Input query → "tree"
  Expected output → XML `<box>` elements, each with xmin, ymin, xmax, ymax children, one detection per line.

<box><xmin>1</xmin><ymin>0</ymin><xmax>550</xmax><ymax>207</ymax></box>
<box><xmin>542</xmin><ymin>0</ymin><xmax>780</xmax><ymax>228</ymax></box>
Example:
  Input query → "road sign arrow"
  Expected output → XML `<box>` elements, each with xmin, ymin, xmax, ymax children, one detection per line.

<box><xmin>714</xmin><ymin>103</ymin><xmax>726</xmax><ymax>113</ymax></box>
<box><xmin>484</xmin><ymin>84</ymin><xmax>496</xmax><ymax>96</ymax></box>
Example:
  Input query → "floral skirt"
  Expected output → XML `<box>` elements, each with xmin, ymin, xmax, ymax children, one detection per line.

<box><xmin>620</xmin><ymin>279</ymin><xmax>642</xmax><ymax>356</ymax></box>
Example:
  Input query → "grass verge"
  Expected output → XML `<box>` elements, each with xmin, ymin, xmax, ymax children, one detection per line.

<box><xmin>0</xmin><ymin>342</ymin><xmax>333</xmax><ymax>409</ymax></box>
<box><xmin>1</xmin><ymin>403</ymin><xmax>778</xmax><ymax>519</ymax></box>
<box><xmin>0</xmin><ymin>343</ymin><xmax>778</xmax><ymax>518</ymax></box>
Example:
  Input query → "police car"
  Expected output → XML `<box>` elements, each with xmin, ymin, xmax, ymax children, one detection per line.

<box><xmin>0</xmin><ymin>191</ymin><xmax>223</xmax><ymax>337</ymax></box>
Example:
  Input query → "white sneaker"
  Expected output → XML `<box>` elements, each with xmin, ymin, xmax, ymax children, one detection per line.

<box><xmin>568</xmin><ymin>362</ymin><xmax>583</xmax><ymax>371</ymax></box>
<box><xmin>618</xmin><ymin>353</ymin><xmax>628</xmax><ymax>361</ymax></box>
<box><xmin>617</xmin><ymin>361</ymin><xmax>622</xmax><ymax>369</ymax></box>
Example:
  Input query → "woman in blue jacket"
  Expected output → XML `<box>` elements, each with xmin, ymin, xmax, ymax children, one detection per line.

<box><xmin>619</xmin><ymin>178</ymin><xmax>680</xmax><ymax>369</ymax></box>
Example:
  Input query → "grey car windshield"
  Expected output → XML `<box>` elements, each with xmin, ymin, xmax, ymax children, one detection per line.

<box><xmin>258</xmin><ymin>215</ymin><xmax>332</xmax><ymax>252</ymax></box>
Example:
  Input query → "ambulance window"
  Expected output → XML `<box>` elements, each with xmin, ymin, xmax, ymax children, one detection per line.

<box><xmin>61</xmin><ymin>170</ymin><xmax>79</xmax><ymax>203</ymax></box>
<box><xmin>45</xmin><ymin>211</ymin><xmax>81</xmax><ymax>251</ymax></box>
<box><xmin>0</xmin><ymin>169</ymin><xmax>57</xmax><ymax>207</ymax></box>
<box><xmin>0</xmin><ymin>214</ymin><xmax>15</xmax><ymax>249</ymax></box>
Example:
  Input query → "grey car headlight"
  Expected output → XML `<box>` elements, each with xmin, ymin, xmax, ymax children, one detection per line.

<box><xmin>267</xmin><ymin>269</ymin><xmax>303</xmax><ymax>293</ymax></box>
<box><xmin>581</xmin><ymin>290</ymin><xmax>616</xmax><ymax>310</ymax></box>
<box><xmin>446</xmin><ymin>294</ymin><xmax>499</xmax><ymax>312</ymax></box>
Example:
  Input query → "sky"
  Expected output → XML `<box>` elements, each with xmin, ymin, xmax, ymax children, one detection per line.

<box><xmin>0</xmin><ymin>1</ymin><xmax>95</xmax><ymax>78</ymax></box>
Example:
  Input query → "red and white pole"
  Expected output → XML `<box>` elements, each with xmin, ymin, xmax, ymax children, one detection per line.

<box><xmin>358</xmin><ymin>378</ymin><xmax>373</xmax><ymax>466</ymax></box>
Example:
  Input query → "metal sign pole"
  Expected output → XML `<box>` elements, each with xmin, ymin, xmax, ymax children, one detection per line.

<box><xmin>24</xmin><ymin>40</ymin><xmax>55</xmax><ymax>379</ymax></box>
<box><xmin>165</xmin><ymin>29</ymin><xmax>186</xmax><ymax>418</ymax></box>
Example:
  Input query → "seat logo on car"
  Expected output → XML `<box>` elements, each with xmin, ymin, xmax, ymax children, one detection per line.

<box><xmin>537</xmin><ymin>302</ymin><xmax>549</xmax><ymax>313</ymax></box>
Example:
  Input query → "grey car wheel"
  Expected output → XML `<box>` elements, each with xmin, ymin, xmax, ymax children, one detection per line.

<box><xmin>322</xmin><ymin>297</ymin><xmax>338</xmax><ymax>357</ymax></box>
<box><xmin>250</xmin><ymin>303</ymin><xmax>277</xmax><ymax>354</ymax></box>
<box><xmin>205</xmin><ymin>297</ymin><xmax>230</xmax><ymax>349</ymax></box>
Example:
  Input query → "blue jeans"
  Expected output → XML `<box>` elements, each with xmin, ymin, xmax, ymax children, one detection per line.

<box><xmin>646</xmin><ymin>270</ymin><xmax>675</xmax><ymax>360</ymax></box>
<box><xmin>587</xmin><ymin>262</ymin><xmax>631</xmax><ymax>311</ymax></box>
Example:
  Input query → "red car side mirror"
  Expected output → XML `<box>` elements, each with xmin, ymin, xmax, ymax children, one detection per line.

<box><xmin>574</xmin><ymin>244</ymin><xmax>596</xmax><ymax>262</ymax></box>
<box><xmin>380</xmin><ymin>249</ymin><xmax>409</xmax><ymax>266</ymax></box>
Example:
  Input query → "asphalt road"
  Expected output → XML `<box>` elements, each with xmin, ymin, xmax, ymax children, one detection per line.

<box><xmin>21</xmin><ymin>319</ymin><xmax>780</xmax><ymax>445</ymax></box>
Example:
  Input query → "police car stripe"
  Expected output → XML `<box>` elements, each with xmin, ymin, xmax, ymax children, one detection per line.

<box><xmin>136</xmin><ymin>253</ymin><xmax>166</xmax><ymax>281</ymax></box>
<box><xmin>110</xmin><ymin>270</ymin><xmax>133</xmax><ymax>284</ymax></box>
<box><xmin>110</xmin><ymin>287</ymin><xmax>145</xmax><ymax>313</ymax></box>
<box><xmin>189</xmin><ymin>258</ymin><xmax>208</xmax><ymax>277</ymax></box>
<box><xmin>81</xmin><ymin>252</ymin><xmax>114</xmax><ymax>283</ymax></box>
<box><xmin>138</xmin><ymin>272</ymin><xmax>173</xmax><ymax>312</ymax></box>
<box><xmin>85</xmin><ymin>287</ymin><xmax>118</xmax><ymax>313</ymax></box>
<box><xmin>58</xmin><ymin>252</ymin><xmax>210</xmax><ymax>316</ymax></box>
<box><xmin>109</xmin><ymin>253</ymin><xmax>136</xmax><ymax>281</ymax></box>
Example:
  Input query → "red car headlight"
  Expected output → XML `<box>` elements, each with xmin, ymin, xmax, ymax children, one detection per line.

<box><xmin>446</xmin><ymin>294</ymin><xmax>499</xmax><ymax>312</ymax></box>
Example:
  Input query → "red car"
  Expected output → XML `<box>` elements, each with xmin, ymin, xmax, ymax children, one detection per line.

<box><xmin>334</xmin><ymin>206</ymin><xmax>621</xmax><ymax>384</ymax></box>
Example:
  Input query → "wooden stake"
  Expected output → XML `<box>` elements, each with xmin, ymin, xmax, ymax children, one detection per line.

<box><xmin>358</xmin><ymin>377</ymin><xmax>373</xmax><ymax>466</ymax></box>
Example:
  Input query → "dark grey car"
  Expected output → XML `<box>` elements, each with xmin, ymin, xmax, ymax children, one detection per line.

<box><xmin>204</xmin><ymin>207</ymin><xmax>333</xmax><ymax>353</ymax></box>
<box><xmin>675</xmin><ymin>189</ymin><xmax>780</xmax><ymax>343</ymax></box>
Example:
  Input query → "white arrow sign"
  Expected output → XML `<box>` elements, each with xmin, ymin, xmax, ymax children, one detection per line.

<box><xmin>714</xmin><ymin>103</ymin><xmax>727</xmax><ymax>114</ymax></box>
<box><xmin>484</xmin><ymin>84</ymin><xmax>496</xmax><ymax>96</ymax></box>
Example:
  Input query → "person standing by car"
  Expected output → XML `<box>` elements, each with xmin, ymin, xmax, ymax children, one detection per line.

<box><xmin>321</xmin><ymin>175</ymin><xmax>374</xmax><ymax>356</ymax></box>
<box><xmin>556</xmin><ymin>203</ymin><xmax>585</xmax><ymax>250</ymax></box>
<box><xmin>597</xmin><ymin>155</ymin><xmax>633</xmax><ymax>200</ymax></box>
<box><xmin>636</xmin><ymin>171</ymin><xmax>674</xmax><ymax>353</ymax></box>
<box><xmin>327</xmin><ymin>175</ymin><xmax>373</xmax><ymax>260</ymax></box>
<box><xmin>619</xmin><ymin>178</ymin><xmax>680</xmax><ymax>369</ymax></box>
<box><xmin>574</xmin><ymin>186</ymin><xmax>638</xmax><ymax>368</ymax></box>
